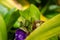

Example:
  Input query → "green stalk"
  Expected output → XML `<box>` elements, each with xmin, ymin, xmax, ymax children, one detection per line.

<box><xmin>25</xmin><ymin>14</ymin><xmax>60</xmax><ymax>40</ymax></box>
<box><xmin>0</xmin><ymin>15</ymin><xmax>7</xmax><ymax>40</ymax></box>
<box><xmin>0</xmin><ymin>32</ymin><xmax>2</xmax><ymax>40</ymax></box>
<box><xmin>0</xmin><ymin>0</ymin><xmax>24</xmax><ymax>10</ymax></box>
<box><xmin>47</xmin><ymin>35</ymin><xmax>58</xmax><ymax>40</ymax></box>
<box><xmin>0</xmin><ymin>0</ymin><xmax>14</xmax><ymax>9</ymax></box>
<box><xmin>41</xmin><ymin>2</ymin><xmax>49</xmax><ymax>14</ymax></box>
<box><xmin>37</xmin><ymin>26</ymin><xmax>60</xmax><ymax>40</ymax></box>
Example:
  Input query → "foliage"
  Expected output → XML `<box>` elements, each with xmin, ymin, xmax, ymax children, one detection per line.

<box><xmin>0</xmin><ymin>0</ymin><xmax>60</xmax><ymax>40</ymax></box>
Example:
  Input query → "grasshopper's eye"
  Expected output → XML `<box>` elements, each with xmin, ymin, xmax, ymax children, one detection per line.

<box><xmin>15</xmin><ymin>29</ymin><xmax>27</xmax><ymax>40</ymax></box>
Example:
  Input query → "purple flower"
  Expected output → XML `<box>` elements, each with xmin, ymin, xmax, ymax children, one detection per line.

<box><xmin>15</xmin><ymin>29</ymin><xmax>27</xmax><ymax>40</ymax></box>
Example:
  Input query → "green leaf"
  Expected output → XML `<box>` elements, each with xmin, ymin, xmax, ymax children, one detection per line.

<box><xmin>43</xmin><ymin>11</ymin><xmax>59</xmax><ymax>19</ymax></box>
<box><xmin>25</xmin><ymin>14</ymin><xmax>60</xmax><ymax>40</ymax></box>
<box><xmin>0</xmin><ymin>4</ymin><xmax>8</xmax><ymax>17</ymax></box>
<box><xmin>4</xmin><ymin>8</ymin><xmax>20</xmax><ymax>30</ymax></box>
<box><xmin>41</xmin><ymin>3</ymin><xmax>49</xmax><ymax>14</ymax></box>
<box><xmin>0</xmin><ymin>15</ymin><xmax>7</xmax><ymax>40</ymax></box>
<box><xmin>43</xmin><ymin>5</ymin><xmax>60</xmax><ymax>19</ymax></box>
